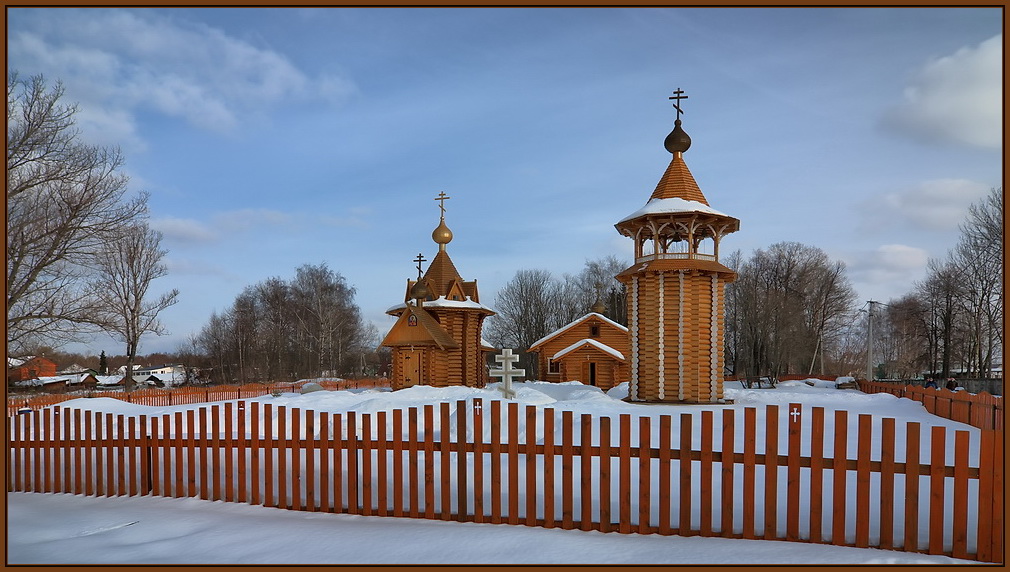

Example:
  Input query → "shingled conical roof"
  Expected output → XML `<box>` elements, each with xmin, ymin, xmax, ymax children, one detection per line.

<box><xmin>650</xmin><ymin>151</ymin><xmax>709</xmax><ymax>205</ymax></box>
<box><xmin>422</xmin><ymin>249</ymin><xmax>465</xmax><ymax>298</ymax></box>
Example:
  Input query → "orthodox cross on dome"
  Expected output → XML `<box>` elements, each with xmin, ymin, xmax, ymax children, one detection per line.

<box><xmin>490</xmin><ymin>348</ymin><xmax>524</xmax><ymax>399</ymax></box>
<box><xmin>413</xmin><ymin>252</ymin><xmax>427</xmax><ymax>279</ymax></box>
<box><xmin>434</xmin><ymin>191</ymin><xmax>451</xmax><ymax>218</ymax></box>
<box><xmin>669</xmin><ymin>88</ymin><xmax>688</xmax><ymax>121</ymax></box>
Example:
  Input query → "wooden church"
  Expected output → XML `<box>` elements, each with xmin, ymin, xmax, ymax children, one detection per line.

<box><xmin>614</xmin><ymin>90</ymin><xmax>740</xmax><ymax>403</ymax></box>
<box><xmin>527</xmin><ymin>300</ymin><xmax>629</xmax><ymax>391</ymax></box>
<box><xmin>381</xmin><ymin>193</ymin><xmax>496</xmax><ymax>390</ymax></box>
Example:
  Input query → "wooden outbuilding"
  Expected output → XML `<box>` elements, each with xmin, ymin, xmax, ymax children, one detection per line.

<box><xmin>614</xmin><ymin>90</ymin><xmax>740</xmax><ymax>403</ymax></box>
<box><xmin>528</xmin><ymin>310</ymin><xmax>629</xmax><ymax>390</ymax></box>
<box><xmin>381</xmin><ymin>194</ymin><xmax>496</xmax><ymax>390</ymax></box>
<box><xmin>7</xmin><ymin>356</ymin><xmax>57</xmax><ymax>384</ymax></box>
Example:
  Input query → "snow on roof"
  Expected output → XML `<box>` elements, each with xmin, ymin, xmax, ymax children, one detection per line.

<box><xmin>387</xmin><ymin>296</ymin><xmax>495</xmax><ymax>314</ymax></box>
<box><xmin>529</xmin><ymin>313</ymin><xmax>628</xmax><ymax>350</ymax></box>
<box><xmin>618</xmin><ymin>197</ymin><xmax>730</xmax><ymax>223</ymax></box>
<box><xmin>552</xmin><ymin>338</ymin><xmax>626</xmax><ymax>362</ymax></box>
<box><xmin>13</xmin><ymin>376</ymin><xmax>71</xmax><ymax>387</ymax></box>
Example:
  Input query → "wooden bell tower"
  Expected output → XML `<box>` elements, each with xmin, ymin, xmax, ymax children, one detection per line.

<box><xmin>614</xmin><ymin>90</ymin><xmax>740</xmax><ymax>403</ymax></box>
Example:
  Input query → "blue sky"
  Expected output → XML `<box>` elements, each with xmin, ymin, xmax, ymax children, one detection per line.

<box><xmin>7</xmin><ymin>7</ymin><xmax>1002</xmax><ymax>357</ymax></box>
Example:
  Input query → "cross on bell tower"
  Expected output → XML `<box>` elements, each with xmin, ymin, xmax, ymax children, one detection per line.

<box><xmin>669</xmin><ymin>88</ymin><xmax>688</xmax><ymax>120</ymax></box>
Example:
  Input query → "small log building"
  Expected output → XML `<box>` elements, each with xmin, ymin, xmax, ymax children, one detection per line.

<box><xmin>528</xmin><ymin>308</ymin><xmax>629</xmax><ymax>391</ymax></box>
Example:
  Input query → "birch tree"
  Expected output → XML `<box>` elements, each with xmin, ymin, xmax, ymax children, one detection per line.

<box><xmin>91</xmin><ymin>224</ymin><xmax>179</xmax><ymax>390</ymax></box>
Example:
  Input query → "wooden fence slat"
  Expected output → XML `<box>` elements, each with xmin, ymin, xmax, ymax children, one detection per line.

<box><xmin>306</xmin><ymin>409</ymin><xmax>316</xmax><ymax>511</ymax></box>
<box><xmin>73</xmin><ymin>410</ymin><xmax>84</xmax><ymax>495</ymax></box>
<box><xmin>618</xmin><ymin>414</ymin><xmax>632</xmax><ymax>534</ymax></box>
<box><xmin>561</xmin><ymin>410</ymin><xmax>574</xmax><ymax>530</ymax></box>
<box><xmin>211</xmin><ymin>405</ymin><xmax>221</xmax><ymax>501</ymax></box>
<box><xmin>490</xmin><ymin>402</ymin><xmax>502</xmax><ymax>525</ymax></box>
<box><xmin>117</xmin><ymin>414</ymin><xmax>128</xmax><ymax>497</ymax></box>
<box><xmin>186</xmin><ymin>409</ymin><xmax>197</xmax><ymax>498</ymax></box>
<box><xmin>278</xmin><ymin>406</ymin><xmax>289</xmax><ymax>510</ymax></box>
<box><xmin>764</xmin><ymin>405</ymin><xmax>779</xmax><ymax>540</ymax></box>
<box><xmin>679</xmin><ymin>413</ymin><xmax>692</xmax><ymax>536</ymax></box>
<box><xmin>903</xmin><ymin>422</ymin><xmax>920</xmax><ymax>552</ymax></box>
<box><xmin>422</xmin><ymin>406</ymin><xmax>434</xmax><ymax>520</ymax></box>
<box><xmin>472</xmin><ymin>402</ymin><xmax>484</xmax><ymax>525</ymax></box>
<box><xmin>224</xmin><ymin>403</ymin><xmax>235</xmax><ymax>502</ymax></box>
<box><xmin>659</xmin><ymin>415</ymin><xmax>672</xmax><ymax>536</ymax></box>
<box><xmin>543</xmin><ymin>407</ymin><xmax>554</xmax><ymax>529</ymax></box>
<box><xmin>63</xmin><ymin>410</ymin><xmax>74</xmax><ymax>494</ymax></box>
<box><xmin>104</xmin><ymin>412</ymin><xmax>116</xmax><ymax>496</ymax></box>
<box><xmin>239</xmin><ymin>402</ymin><xmax>250</xmax><ymax>504</ymax></box>
<box><xmin>525</xmin><ymin>405</ymin><xmax>538</xmax><ymax>526</ymax></box>
<box><xmin>928</xmin><ymin>425</ymin><xmax>946</xmax><ymax>555</ymax></box>
<box><xmin>639</xmin><ymin>416</ymin><xmax>652</xmax><ymax>535</ymax></box>
<box><xmin>42</xmin><ymin>409</ymin><xmax>53</xmax><ymax>493</ymax></box>
<box><xmin>333</xmin><ymin>412</ymin><xmax>344</xmax><ymax>513</ymax></box>
<box><xmin>742</xmin><ymin>408</ymin><xmax>756</xmax><ymax>539</ymax></box>
<box><xmin>439</xmin><ymin>402</ymin><xmax>451</xmax><ymax>520</ymax></box>
<box><xmin>951</xmin><ymin>430</ymin><xmax>969</xmax><ymax>559</ymax></box>
<box><xmin>580</xmin><ymin>413</ymin><xmax>592</xmax><ymax>532</ymax></box>
<box><xmin>976</xmin><ymin>430</ymin><xmax>994</xmax><ymax>561</ymax></box>
<box><xmin>831</xmin><ymin>410</ymin><xmax>847</xmax><ymax>546</ymax></box>
<box><xmin>699</xmin><ymin>411</ymin><xmax>714</xmax><ymax>536</ymax></box>
<box><xmin>348</xmin><ymin>411</ymin><xmax>360</xmax><ymax>515</ymax></box>
<box><xmin>599</xmin><ymin>416</ymin><xmax>612</xmax><ymax>533</ymax></box>
<box><xmin>263</xmin><ymin>404</ymin><xmax>274</xmax><ymax>507</ymax></box>
<box><xmin>362</xmin><ymin>413</ymin><xmax>373</xmax><ymax>516</ymax></box>
<box><xmin>879</xmin><ymin>417</ymin><xmax>896</xmax><ymax>550</ymax></box>
<box><xmin>198</xmin><ymin>408</ymin><xmax>209</xmax><ymax>501</ymax></box>
<box><xmin>392</xmin><ymin>409</ymin><xmax>403</xmax><ymax>518</ymax></box>
<box><xmin>855</xmin><ymin>414</ymin><xmax>872</xmax><ymax>548</ymax></box>
<box><xmin>507</xmin><ymin>403</ymin><xmax>520</xmax><ymax>525</ymax></box>
<box><xmin>292</xmin><ymin>408</ymin><xmax>304</xmax><ymax>511</ymax></box>
<box><xmin>786</xmin><ymin>403</ymin><xmax>801</xmax><ymax>542</ymax></box>
<box><xmin>408</xmin><ymin>407</ymin><xmax>420</xmax><ymax>518</ymax></box>
<box><xmin>319</xmin><ymin>411</ymin><xmax>331</xmax><ymax>513</ymax></box>
<box><xmin>377</xmin><ymin>410</ymin><xmax>388</xmax><ymax>517</ymax></box>
<box><xmin>720</xmin><ymin>409</ymin><xmax>735</xmax><ymax>538</ymax></box>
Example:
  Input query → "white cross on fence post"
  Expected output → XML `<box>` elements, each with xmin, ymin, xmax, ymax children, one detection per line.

<box><xmin>490</xmin><ymin>348</ymin><xmax>524</xmax><ymax>399</ymax></box>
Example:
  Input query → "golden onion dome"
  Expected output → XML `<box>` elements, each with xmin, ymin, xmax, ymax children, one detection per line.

<box><xmin>432</xmin><ymin>218</ymin><xmax>453</xmax><ymax>245</ymax></box>
<box><xmin>410</xmin><ymin>280</ymin><xmax>430</xmax><ymax>301</ymax></box>
<box><xmin>591</xmin><ymin>298</ymin><xmax>607</xmax><ymax>314</ymax></box>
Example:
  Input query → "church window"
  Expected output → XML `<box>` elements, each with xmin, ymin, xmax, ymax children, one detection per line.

<box><xmin>548</xmin><ymin>359</ymin><xmax>560</xmax><ymax>373</ymax></box>
<box><xmin>590</xmin><ymin>325</ymin><xmax>601</xmax><ymax>338</ymax></box>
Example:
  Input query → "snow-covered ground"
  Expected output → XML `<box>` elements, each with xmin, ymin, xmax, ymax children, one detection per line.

<box><xmin>7</xmin><ymin>380</ymin><xmax>982</xmax><ymax>565</ymax></box>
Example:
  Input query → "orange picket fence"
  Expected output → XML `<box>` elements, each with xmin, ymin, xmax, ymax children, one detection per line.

<box><xmin>857</xmin><ymin>380</ymin><xmax>1003</xmax><ymax>430</ymax></box>
<box><xmin>6</xmin><ymin>379</ymin><xmax>388</xmax><ymax>416</ymax></box>
<box><xmin>7</xmin><ymin>400</ymin><xmax>1003</xmax><ymax>563</ymax></box>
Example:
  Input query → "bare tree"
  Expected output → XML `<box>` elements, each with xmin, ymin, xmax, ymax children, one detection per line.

<box><xmin>91</xmin><ymin>224</ymin><xmax>179</xmax><ymax>390</ymax></box>
<box><xmin>7</xmin><ymin>72</ymin><xmax>147</xmax><ymax>354</ymax></box>
<box><xmin>727</xmin><ymin>242</ymin><xmax>857</xmax><ymax>378</ymax></box>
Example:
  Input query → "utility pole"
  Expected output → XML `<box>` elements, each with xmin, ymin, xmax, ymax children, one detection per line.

<box><xmin>866</xmin><ymin>300</ymin><xmax>875</xmax><ymax>382</ymax></box>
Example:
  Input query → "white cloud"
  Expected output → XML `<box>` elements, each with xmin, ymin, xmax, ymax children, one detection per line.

<box><xmin>213</xmin><ymin>209</ymin><xmax>296</xmax><ymax>233</ymax></box>
<box><xmin>845</xmin><ymin>244</ymin><xmax>931</xmax><ymax>301</ymax></box>
<box><xmin>150</xmin><ymin>216</ymin><xmax>218</xmax><ymax>244</ymax></box>
<box><xmin>882</xmin><ymin>34</ymin><xmax>1002</xmax><ymax>149</ymax></box>
<box><xmin>858</xmin><ymin>179</ymin><xmax>990</xmax><ymax>232</ymax></box>
<box><xmin>8</xmin><ymin>9</ymin><xmax>355</xmax><ymax>149</ymax></box>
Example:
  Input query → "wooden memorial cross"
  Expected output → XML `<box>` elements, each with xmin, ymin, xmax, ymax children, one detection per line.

<box><xmin>490</xmin><ymin>348</ymin><xmax>524</xmax><ymax>399</ymax></box>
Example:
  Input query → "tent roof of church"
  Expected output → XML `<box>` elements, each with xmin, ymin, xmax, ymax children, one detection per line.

<box><xmin>650</xmin><ymin>151</ymin><xmax>709</xmax><ymax>205</ymax></box>
<box><xmin>422</xmin><ymin>250</ymin><xmax>466</xmax><ymax>298</ymax></box>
